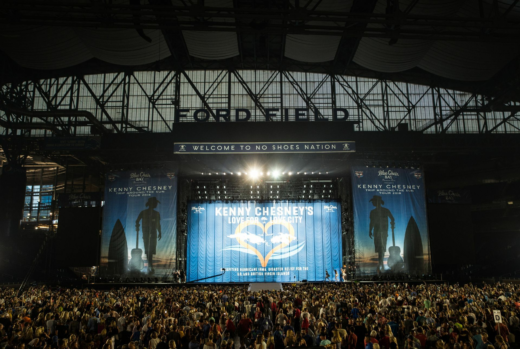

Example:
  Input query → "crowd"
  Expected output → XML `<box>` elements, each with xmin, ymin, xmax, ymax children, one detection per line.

<box><xmin>0</xmin><ymin>282</ymin><xmax>519</xmax><ymax>349</ymax></box>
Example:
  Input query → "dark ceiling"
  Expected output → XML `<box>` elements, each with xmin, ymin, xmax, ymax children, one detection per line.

<box><xmin>1</xmin><ymin>0</ymin><xmax>520</xmax><ymax>101</ymax></box>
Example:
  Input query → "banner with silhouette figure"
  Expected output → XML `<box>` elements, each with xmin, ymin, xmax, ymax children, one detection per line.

<box><xmin>100</xmin><ymin>169</ymin><xmax>177</xmax><ymax>277</ymax></box>
<box><xmin>187</xmin><ymin>200</ymin><xmax>342</xmax><ymax>282</ymax></box>
<box><xmin>351</xmin><ymin>167</ymin><xmax>431</xmax><ymax>276</ymax></box>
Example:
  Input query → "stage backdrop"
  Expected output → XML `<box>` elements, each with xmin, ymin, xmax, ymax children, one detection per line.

<box><xmin>187</xmin><ymin>200</ymin><xmax>342</xmax><ymax>282</ymax></box>
<box><xmin>352</xmin><ymin>167</ymin><xmax>431</xmax><ymax>275</ymax></box>
<box><xmin>100</xmin><ymin>169</ymin><xmax>177</xmax><ymax>277</ymax></box>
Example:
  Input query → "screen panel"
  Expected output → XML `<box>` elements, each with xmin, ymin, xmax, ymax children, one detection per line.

<box><xmin>352</xmin><ymin>167</ymin><xmax>431</xmax><ymax>276</ymax></box>
<box><xmin>100</xmin><ymin>169</ymin><xmax>177</xmax><ymax>277</ymax></box>
<box><xmin>187</xmin><ymin>200</ymin><xmax>342</xmax><ymax>282</ymax></box>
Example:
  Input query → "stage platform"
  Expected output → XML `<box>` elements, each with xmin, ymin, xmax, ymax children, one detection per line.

<box><xmin>1</xmin><ymin>279</ymin><xmax>444</xmax><ymax>290</ymax></box>
<box><xmin>75</xmin><ymin>279</ymin><xmax>443</xmax><ymax>289</ymax></box>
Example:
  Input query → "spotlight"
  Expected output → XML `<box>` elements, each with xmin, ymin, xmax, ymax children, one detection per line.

<box><xmin>288</xmin><ymin>172</ymin><xmax>293</xmax><ymax>176</ymax></box>
<box><xmin>250</xmin><ymin>170</ymin><xmax>259</xmax><ymax>179</ymax></box>
<box><xmin>237</xmin><ymin>172</ymin><xmax>241</xmax><ymax>176</ymax></box>
<box><xmin>267</xmin><ymin>171</ymin><xmax>270</xmax><ymax>175</ymax></box>
<box><xmin>272</xmin><ymin>170</ymin><xmax>280</xmax><ymax>178</ymax></box>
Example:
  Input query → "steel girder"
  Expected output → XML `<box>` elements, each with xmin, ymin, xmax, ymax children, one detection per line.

<box><xmin>1</xmin><ymin>70</ymin><xmax>519</xmax><ymax>136</ymax></box>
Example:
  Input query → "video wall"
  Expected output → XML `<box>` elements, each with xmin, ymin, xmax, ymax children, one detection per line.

<box><xmin>187</xmin><ymin>201</ymin><xmax>342</xmax><ymax>282</ymax></box>
<box><xmin>100</xmin><ymin>169</ymin><xmax>177</xmax><ymax>277</ymax></box>
<box><xmin>352</xmin><ymin>167</ymin><xmax>431</xmax><ymax>275</ymax></box>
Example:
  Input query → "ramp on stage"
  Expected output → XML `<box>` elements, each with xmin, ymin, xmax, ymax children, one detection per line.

<box><xmin>248</xmin><ymin>283</ymin><xmax>283</xmax><ymax>292</ymax></box>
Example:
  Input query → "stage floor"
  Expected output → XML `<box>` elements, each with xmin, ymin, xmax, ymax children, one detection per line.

<box><xmin>82</xmin><ymin>279</ymin><xmax>442</xmax><ymax>289</ymax></box>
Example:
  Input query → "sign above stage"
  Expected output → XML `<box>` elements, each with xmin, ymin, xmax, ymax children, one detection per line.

<box><xmin>173</xmin><ymin>141</ymin><xmax>355</xmax><ymax>154</ymax></box>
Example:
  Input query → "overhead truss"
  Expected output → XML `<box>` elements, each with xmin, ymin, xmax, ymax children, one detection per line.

<box><xmin>1</xmin><ymin>70</ymin><xmax>519</xmax><ymax>136</ymax></box>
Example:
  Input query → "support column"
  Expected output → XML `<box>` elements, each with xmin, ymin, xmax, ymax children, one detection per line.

<box><xmin>0</xmin><ymin>164</ymin><xmax>27</xmax><ymax>237</ymax></box>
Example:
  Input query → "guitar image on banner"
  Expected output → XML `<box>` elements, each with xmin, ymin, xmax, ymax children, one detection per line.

<box><xmin>387</xmin><ymin>224</ymin><xmax>404</xmax><ymax>272</ymax></box>
<box><xmin>129</xmin><ymin>224</ymin><xmax>144</xmax><ymax>271</ymax></box>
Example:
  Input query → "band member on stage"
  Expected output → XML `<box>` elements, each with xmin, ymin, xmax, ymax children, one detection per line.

<box><xmin>173</xmin><ymin>270</ymin><xmax>180</xmax><ymax>283</ymax></box>
<box><xmin>136</xmin><ymin>197</ymin><xmax>162</xmax><ymax>274</ymax></box>
<box><xmin>325</xmin><ymin>270</ymin><xmax>330</xmax><ymax>281</ymax></box>
<box><xmin>341</xmin><ymin>265</ymin><xmax>347</xmax><ymax>282</ymax></box>
<box><xmin>334</xmin><ymin>270</ymin><xmax>339</xmax><ymax>282</ymax></box>
<box><xmin>368</xmin><ymin>195</ymin><xmax>395</xmax><ymax>273</ymax></box>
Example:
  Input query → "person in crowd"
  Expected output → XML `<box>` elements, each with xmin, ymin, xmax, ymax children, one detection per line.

<box><xmin>2</xmin><ymin>282</ymin><xmax>520</xmax><ymax>349</ymax></box>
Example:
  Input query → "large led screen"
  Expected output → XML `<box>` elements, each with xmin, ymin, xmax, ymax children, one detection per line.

<box><xmin>187</xmin><ymin>200</ymin><xmax>342</xmax><ymax>282</ymax></box>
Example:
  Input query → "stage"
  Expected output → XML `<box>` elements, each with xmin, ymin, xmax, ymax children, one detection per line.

<box><xmin>55</xmin><ymin>279</ymin><xmax>443</xmax><ymax>289</ymax></box>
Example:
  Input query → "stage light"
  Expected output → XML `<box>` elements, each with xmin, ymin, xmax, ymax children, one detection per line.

<box><xmin>260</xmin><ymin>172</ymin><xmax>263</xmax><ymax>176</ymax></box>
<box><xmin>230</xmin><ymin>172</ymin><xmax>233</xmax><ymax>175</ymax></box>
<box><xmin>201</xmin><ymin>173</ymin><xmax>204</xmax><ymax>175</ymax></box>
<box><xmin>223</xmin><ymin>173</ymin><xmax>226</xmax><ymax>175</ymax></box>
<box><xmin>237</xmin><ymin>172</ymin><xmax>241</xmax><ymax>176</ymax></box>
<box><xmin>288</xmin><ymin>172</ymin><xmax>293</xmax><ymax>175</ymax></box>
<box><xmin>304</xmin><ymin>172</ymin><xmax>307</xmax><ymax>175</ymax></box>
<box><xmin>209</xmin><ymin>173</ymin><xmax>212</xmax><ymax>175</ymax></box>
<box><xmin>272</xmin><ymin>170</ymin><xmax>280</xmax><ymax>178</ymax></box>
<box><xmin>267</xmin><ymin>171</ymin><xmax>270</xmax><ymax>175</ymax></box>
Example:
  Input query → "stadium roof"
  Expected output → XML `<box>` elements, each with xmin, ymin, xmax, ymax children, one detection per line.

<box><xmin>1</xmin><ymin>0</ymin><xmax>520</xmax><ymax>100</ymax></box>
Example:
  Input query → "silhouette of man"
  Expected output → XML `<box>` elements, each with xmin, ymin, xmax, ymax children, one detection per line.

<box><xmin>135</xmin><ymin>197</ymin><xmax>162</xmax><ymax>274</ymax></box>
<box><xmin>368</xmin><ymin>195</ymin><xmax>394</xmax><ymax>273</ymax></box>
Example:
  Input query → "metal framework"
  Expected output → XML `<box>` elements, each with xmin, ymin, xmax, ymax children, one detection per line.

<box><xmin>1</xmin><ymin>70</ymin><xmax>519</xmax><ymax>136</ymax></box>
<box><xmin>2</xmin><ymin>1</ymin><xmax>519</xmax><ymax>43</ymax></box>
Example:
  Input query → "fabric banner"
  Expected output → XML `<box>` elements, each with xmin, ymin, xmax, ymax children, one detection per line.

<box><xmin>100</xmin><ymin>169</ymin><xmax>177</xmax><ymax>277</ymax></box>
<box><xmin>352</xmin><ymin>167</ymin><xmax>431</xmax><ymax>275</ymax></box>
<box><xmin>187</xmin><ymin>200</ymin><xmax>342</xmax><ymax>282</ymax></box>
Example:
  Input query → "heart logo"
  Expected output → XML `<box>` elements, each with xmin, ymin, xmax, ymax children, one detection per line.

<box><xmin>233</xmin><ymin>221</ymin><xmax>295</xmax><ymax>267</ymax></box>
